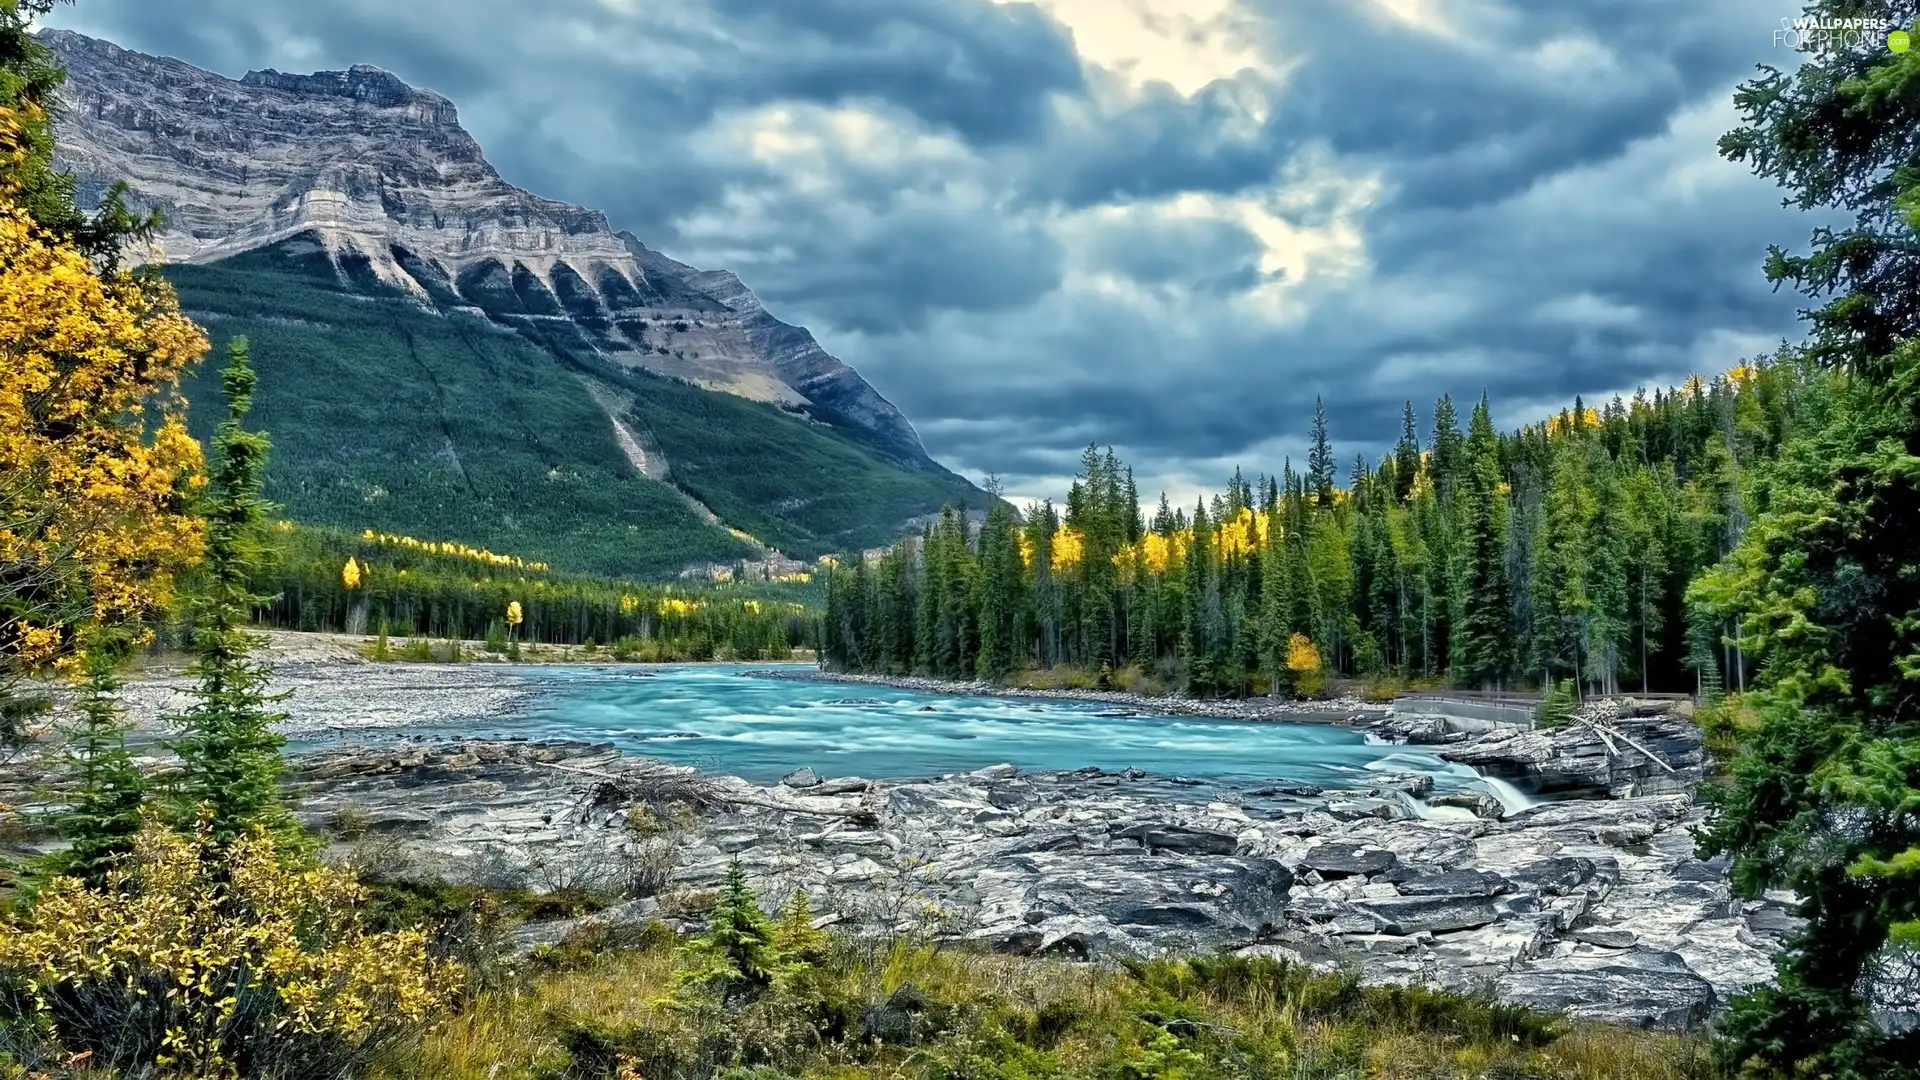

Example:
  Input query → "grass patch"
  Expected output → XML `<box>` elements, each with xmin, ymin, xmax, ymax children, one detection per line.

<box><xmin>374</xmin><ymin>934</ymin><xmax>1725</xmax><ymax>1080</ymax></box>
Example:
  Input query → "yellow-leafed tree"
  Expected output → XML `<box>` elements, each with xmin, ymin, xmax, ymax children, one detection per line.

<box><xmin>0</xmin><ymin>104</ymin><xmax>207</xmax><ymax>702</ymax></box>
<box><xmin>1287</xmin><ymin>633</ymin><xmax>1326</xmax><ymax>699</ymax></box>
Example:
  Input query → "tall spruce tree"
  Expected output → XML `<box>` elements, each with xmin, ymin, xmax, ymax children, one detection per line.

<box><xmin>1307</xmin><ymin>396</ymin><xmax>1336</xmax><ymax>506</ymax></box>
<box><xmin>168</xmin><ymin>339</ymin><xmax>299</xmax><ymax>848</ymax></box>
<box><xmin>1430</xmin><ymin>393</ymin><xmax>1465</xmax><ymax>497</ymax></box>
<box><xmin>1690</xmin><ymin>21</ymin><xmax>1920</xmax><ymax>1075</ymax></box>
<box><xmin>1453</xmin><ymin>395</ymin><xmax>1511</xmax><ymax>687</ymax></box>
<box><xmin>1393</xmin><ymin>401</ymin><xmax>1421</xmax><ymax>502</ymax></box>
<box><xmin>1528</xmin><ymin>436</ymin><xmax>1595</xmax><ymax>688</ymax></box>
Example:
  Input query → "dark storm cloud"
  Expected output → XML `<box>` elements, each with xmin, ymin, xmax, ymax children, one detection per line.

<box><xmin>45</xmin><ymin>0</ymin><xmax>1815</xmax><ymax>501</ymax></box>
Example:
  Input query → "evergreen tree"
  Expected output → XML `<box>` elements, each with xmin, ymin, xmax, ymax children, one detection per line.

<box><xmin>1256</xmin><ymin>506</ymin><xmax>1292</xmax><ymax>694</ymax></box>
<box><xmin>168</xmin><ymin>339</ymin><xmax>298</xmax><ymax>848</ymax></box>
<box><xmin>1691</xmin><ymin>27</ymin><xmax>1920</xmax><ymax>1073</ymax></box>
<box><xmin>1528</xmin><ymin>436</ymin><xmax>1595</xmax><ymax>688</ymax></box>
<box><xmin>1430</xmin><ymin>393</ymin><xmax>1465</xmax><ymax>497</ymax></box>
<box><xmin>1307</xmin><ymin>395</ymin><xmax>1336</xmax><ymax>506</ymax></box>
<box><xmin>1393</xmin><ymin>400</ymin><xmax>1421</xmax><ymax>502</ymax></box>
<box><xmin>681</xmin><ymin>860</ymin><xmax>785</xmax><ymax>1002</ymax></box>
<box><xmin>974</xmin><ymin>490</ymin><xmax>1021</xmax><ymax>680</ymax></box>
<box><xmin>1453</xmin><ymin>395</ymin><xmax>1511</xmax><ymax>687</ymax></box>
<box><xmin>43</xmin><ymin>634</ymin><xmax>146</xmax><ymax>887</ymax></box>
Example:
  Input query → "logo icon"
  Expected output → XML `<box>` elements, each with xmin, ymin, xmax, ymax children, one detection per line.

<box><xmin>1891</xmin><ymin>29</ymin><xmax>1912</xmax><ymax>52</ymax></box>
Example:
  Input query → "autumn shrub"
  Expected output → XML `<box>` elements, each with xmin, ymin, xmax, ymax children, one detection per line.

<box><xmin>1286</xmin><ymin>633</ymin><xmax>1327</xmax><ymax>698</ymax></box>
<box><xmin>0</xmin><ymin>815</ymin><xmax>458</xmax><ymax>1079</ymax></box>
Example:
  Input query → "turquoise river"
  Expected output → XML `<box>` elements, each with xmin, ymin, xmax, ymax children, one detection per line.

<box><xmin>375</xmin><ymin>664</ymin><xmax>1534</xmax><ymax>812</ymax></box>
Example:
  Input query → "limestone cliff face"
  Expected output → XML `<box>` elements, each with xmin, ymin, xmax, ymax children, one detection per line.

<box><xmin>43</xmin><ymin>28</ymin><xmax>933</xmax><ymax>465</ymax></box>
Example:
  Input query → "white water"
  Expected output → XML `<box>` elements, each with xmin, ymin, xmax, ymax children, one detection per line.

<box><xmin>1480</xmin><ymin>774</ymin><xmax>1544</xmax><ymax>815</ymax></box>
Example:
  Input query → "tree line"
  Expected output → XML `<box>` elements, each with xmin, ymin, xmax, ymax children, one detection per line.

<box><xmin>250</xmin><ymin>525</ymin><xmax>815</xmax><ymax>662</ymax></box>
<box><xmin>824</xmin><ymin>362</ymin><xmax>1810</xmax><ymax>699</ymax></box>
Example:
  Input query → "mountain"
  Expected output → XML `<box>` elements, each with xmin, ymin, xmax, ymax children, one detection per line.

<box><xmin>41</xmin><ymin>28</ymin><xmax>985</xmax><ymax>576</ymax></box>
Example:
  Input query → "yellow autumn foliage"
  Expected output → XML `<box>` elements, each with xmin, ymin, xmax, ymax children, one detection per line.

<box><xmin>1216</xmin><ymin>508</ymin><xmax>1260</xmax><ymax>560</ymax></box>
<box><xmin>1545</xmin><ymin>407</ymin><xmax>1602</xmax><ymax>438</ymax></box>
<box><xmin>505</xmin><ymin>600</ymin><xmax>524</xmax><ymax>627</ymax></box>
<box><xmin>1050</xmin><ymin>525</ymin><xmax>1084</xmax><ymax>571</ymax></box>
<box><xmin>1</xmin><ymin>111</ymin><xmax>207</xmax><ymax>676</ymax></box>
<box><xmin>1287</xmin><ymin>632</ymin><xmax>1326</xmax><ymax>697</ymax></box>
<box><xmin>658</xmin><ymin>597</ymin><xmax>704</xmax><ymax>617</ymax></box>
<box><xmin>342</xmin><ymin>556</ymin><xmax>362</xmax><ymax>590</ymax></box>
<box><xmin>0</xmin><ymin>816</ymin><xmax>456</xmax><ymax>1076</ymax></box>
<box><xmin>1140</xmin><ymin>532</ymin><xmax>1174</xmax><ymax>575</ymax></box>
<box><xmin>357</xmin><ymin>529</ymin><xmax>550</xmax><ymax>572</ymax></box>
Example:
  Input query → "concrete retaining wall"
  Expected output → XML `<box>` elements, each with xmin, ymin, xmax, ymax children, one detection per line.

<box><xmin>1397</xmin><ymin>695</ymin><xmax>1539</xmax><ymax>729</ymax></box>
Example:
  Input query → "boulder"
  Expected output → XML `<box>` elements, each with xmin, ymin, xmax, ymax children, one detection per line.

<box><xmin>1302</xmin><ymin>843</ymin><xmax>1400</xmax><ymax>879</ymax></box>
<box><xmin>811</xmin><ymin>776</ymin><xmax>872</xmax><ymax>796</ymax></box>
<box><xmin>1113</xmin><ymin>823</ymin><xmax>1241</xmax><ymax>856</ymax></box>
<box><xmin>1395</xmin><ymin>869</ymin><xmax>1508</xmax><ymax>897</ymax></box>
<box><xmin>1496</xmin><ymin>950</ymin><xmax>1717</xmax><ymax>1029</ymax></box>
<box><xmin>1430</xmin><ymin>792</ymin><xmax>1504</xmax><ymax>820</ymax></box>
<box><xmin>1356</xmin><ymin>895</ymin><xmax>1500</xmax><ymax>935</ymax></box>
<box><xmin>780</xmin><ymin>767</ymin><xmax>821</xmax><ymax>789</ymax></box>
<box><xmin>1505</xmin><ymin>857</ymin><xmax>1599</xmax><ymax>896</ymax></box>
<box><xmin>1372</xmin><ymin>773</ymin><xmax>1436</xmax><ymax>799</ymax></box>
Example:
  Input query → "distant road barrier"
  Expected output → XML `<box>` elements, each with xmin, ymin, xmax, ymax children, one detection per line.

<box><xmin>1393</xmin><ymin>689</ymin><xmax>1695</xmax><ymax>730</ymax></box>
<box><xmin>1395</xmin><ymin>692</ymin><xmax>1541</xmax><ymax>730</ymax></box>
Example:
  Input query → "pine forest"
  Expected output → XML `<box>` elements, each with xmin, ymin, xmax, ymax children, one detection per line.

<box><xmin>825</xmin><ymin>360</ymin><xmax>1801</xmax><ymax>699</ymax></box>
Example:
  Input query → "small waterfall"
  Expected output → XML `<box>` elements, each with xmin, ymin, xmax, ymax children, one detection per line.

<box><xmin>1479</xmin><ymin>774</ymin><xmax>1541</xmax><ymax>815</ymax></box>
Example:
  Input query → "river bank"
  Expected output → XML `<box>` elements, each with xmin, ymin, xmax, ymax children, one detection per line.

<box><xmin>5</xmin><ymin>640</ymin><xmax>1777</xmax><ymax>1029</ymax></box>
<box><xmin>743</xmin><ymin>667</ymin><xmax>1390</xmax><ymax>724</ymax></box>
<box><xmin>282</xmin><ymin>734</ymin><xmax>1784</xmax><ymax>1030</ymax></box>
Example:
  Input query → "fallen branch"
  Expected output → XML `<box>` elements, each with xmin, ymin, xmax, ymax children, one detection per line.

<box><xmin>722</xmin><ymin>794</ymin><xmax>881</xmax><ymax>827</ymax></box>
<box><xmin>1584</xmin><ymin>720</ymin><xmax>1678</xmax><ymax>774</ymax></box>
<box><xmin>1580</xmin><ymin>718</ymin><xmax>1621</xmax><ymax>756</ymax></box>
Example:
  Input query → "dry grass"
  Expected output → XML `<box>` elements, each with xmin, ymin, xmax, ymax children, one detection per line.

<box><xmin>374</xmin><ymin>934</ymin><xmax>1726</xmax><ymax>1080</ymax></box>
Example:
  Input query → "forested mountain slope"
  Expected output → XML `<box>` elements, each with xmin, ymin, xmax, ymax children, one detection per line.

<box><xmin>43</xmin><ymin>28</ymin><xmax>987</xmax><ymax>576</ymax></box>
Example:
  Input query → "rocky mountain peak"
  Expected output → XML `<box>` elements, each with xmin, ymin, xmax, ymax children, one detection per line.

<box><xmin>239</xmin><ymin>63</ymin><xmax>458</xmax><ymax>120</ymax></box>
<box><xmin>41</xmin><ymin>28</ymin><xmax>943</xmax><ymax>469</ymax></box>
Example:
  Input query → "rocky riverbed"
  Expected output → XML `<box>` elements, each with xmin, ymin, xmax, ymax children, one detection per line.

<box><xmin>288</xmin><ymin>705</ymin><xmax>1789</xmax><ymax>1030</ymax></box>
